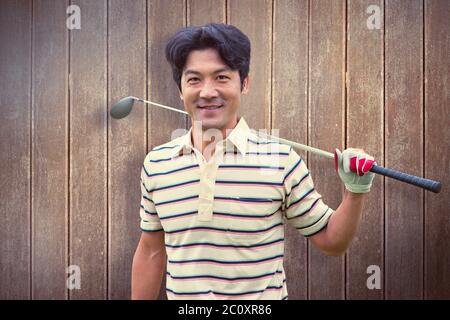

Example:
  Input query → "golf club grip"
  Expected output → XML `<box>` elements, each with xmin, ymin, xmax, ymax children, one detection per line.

<box><xmin>370</xmin><ymin>164</ymin><xmax>441</xmax><ymax>193</ymax></box>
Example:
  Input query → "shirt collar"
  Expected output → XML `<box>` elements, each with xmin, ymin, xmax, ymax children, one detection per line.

<box><xmin>170</xmin><ymin>116</ymin><xmax>250</xmax><ymax>159</ymax></box>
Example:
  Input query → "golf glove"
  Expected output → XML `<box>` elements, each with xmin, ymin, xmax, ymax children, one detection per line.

<box><xmin>334</xmin><ymin>148</ymin><xmax>376</xmax><ymax>194</ymax></box>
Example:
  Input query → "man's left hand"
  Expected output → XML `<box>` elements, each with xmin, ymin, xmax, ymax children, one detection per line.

<box><xmin>334</xmin><ymin>148</ymin><xmax>376</xmax><ymax>194</ymax></box>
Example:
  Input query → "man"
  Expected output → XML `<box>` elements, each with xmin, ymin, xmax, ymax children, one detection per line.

<box><xmin>131</xmin><ymin>23</ymin><xmax>376</xmax><ymax>300</ymax></box>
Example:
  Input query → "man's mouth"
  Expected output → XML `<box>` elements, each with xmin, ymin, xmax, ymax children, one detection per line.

<box><xmin>197</xmin><ymin>105</ymin><xmax>223</xmax><ymax>110</ymax></box>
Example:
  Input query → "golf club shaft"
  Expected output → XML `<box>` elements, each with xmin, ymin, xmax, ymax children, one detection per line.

<box><xmin>256</xmin><ymin>131</ymin><xmax>441</xmax><ymax>193</ymax></box>
<box><xmin>256</xmin><ymin>131</ymin><xmax>334</xmax><ymax>159</ymax></box>
<box><xmin>132</xmin><ymin>97</ymin><xmax>442</xmax><ymax>193</ymax></box>
<box><xmin>132</xmin><ymin>97</ymin><xmax>333</xmax><ymax>159</ymax></box>
<box><xmin>132</xmin><ymin>96</ymin><xmax>189</xmax><ymax>115</ymax></box>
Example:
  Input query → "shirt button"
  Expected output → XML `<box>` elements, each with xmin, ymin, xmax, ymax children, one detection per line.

<box><xmin>198</xmin><ymin>205</ymin><xmax>213</xmax><ymax>221</ymax></box>
<box><xmin>205</xmin><ymin>178</ymin><xmax>215</xmax><ymax>186</ymax></box>
<box><xmin>200</xmin><ymin>183</ymin><xmax>214</xmax><ymax>195</ymax></box>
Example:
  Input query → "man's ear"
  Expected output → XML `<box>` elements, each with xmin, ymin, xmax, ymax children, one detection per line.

<box><xmin>178</xmin><ymin>87</ymin><xmax>183</xmax><ymax>100</ymax></box>
<box><xmin>241</xmin><ymin>75</ymin><xmax>250</xmax><ymax>95</ymax></box>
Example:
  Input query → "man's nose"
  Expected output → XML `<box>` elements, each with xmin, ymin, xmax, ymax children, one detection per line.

<box><xmin>199</xmin><ymin>80</ymin><xmax>219</xmax><ymax>99</ymax></box>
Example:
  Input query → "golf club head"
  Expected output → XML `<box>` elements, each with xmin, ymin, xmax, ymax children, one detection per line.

<box><xmin>110</xmin><ymin>96</ymin><xmax>136</xmax><ymax>119</ymax></box>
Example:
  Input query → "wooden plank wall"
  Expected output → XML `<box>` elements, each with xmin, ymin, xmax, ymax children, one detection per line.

<box><xmin>0</xmin><ymin>0</ymin><xmax>448</xmax><ymax>300</ymax></box>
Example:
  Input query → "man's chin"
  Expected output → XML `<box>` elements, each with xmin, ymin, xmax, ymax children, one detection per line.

<box><xmin>192</xmin><ymin>114</ymin><xmax>237</xmax><ymax>132</ymax></box>
<box><xmin>197</xmin><ymin>119</ymin><xmax>224</xmax><ymax>131</ymax></box>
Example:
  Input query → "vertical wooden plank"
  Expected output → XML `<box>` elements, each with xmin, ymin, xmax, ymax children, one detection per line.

<box><xmin>0</xmin><ymin>0</ymin><xmax>31</xmax><ymax>299</ymax></box>
<box><xmin>32</xmin><ymin>0</ymin><xmax>69</xmax><ymax>299</ymax></box>
<box><xmin>109</xmin><ymin>0</ymin><xmax>147</xmax><ymax>300</ymax></box>
<box><xmin>424</xmin><ymin>0</ymin><xmax>450</xmax><ymax>299</ymax></box>
<box><xmin>228</xmin><ymin>0</ymin><xmax>272</xmax><ymax>130</ymax></box>
<box><xmin>272</xmin><ymin>0</ymin><xmax>309</xmax><ymax>300</ymax></box>
<box><xmin>346</xmin><ymin>0</ymin><xmax>384</xmax><ymax>299</ymax></box>
<box><xmin>148</xmin><ymin>0</ymin><xmax>187</xmax><ymax>149</ymax></box>
<box><xmin>148</xmin><ymin>0</ymin><xmax>187</xmax><ymax>300</ymax></box>
<box><xmin>385</xmin><ymin>0</ymin><xmax>423</xmax><ymax>299</ymax></box>
<box><xmin>308</xmin><ymin>0</ymin><xmax>345</xmax><ymax>299</ymax></box>
<box><xmin>188</xmin><ymin>0</ymin><xmax>225</xmax><ymax>26</ymax></box>
<box><xmin>70</xmin><ymin>0</ymin><xmax>107</xmax><ymax>299</ymax></box>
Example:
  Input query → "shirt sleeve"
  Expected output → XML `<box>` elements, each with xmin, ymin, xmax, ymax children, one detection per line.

<box><xmin>140</xmin><ymin>155</ymin><xmax>163</xmax><ymax>232</ymax></box>
<box><xmin>282</xmin><ymin>147</ymin><xmax>334</xmax><ymax>237</ymax></box>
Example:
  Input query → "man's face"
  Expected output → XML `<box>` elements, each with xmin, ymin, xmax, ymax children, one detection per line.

<box><xmin>179</xmin><ymin>48</ymin><xmax>249</xmax><ymax>133</ymax></box>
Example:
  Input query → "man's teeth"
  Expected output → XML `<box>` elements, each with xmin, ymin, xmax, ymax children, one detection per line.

<box><xmin>201</xmin><ymin>106</ymin><xmax>221</xmax><ymax>110</ymax></box>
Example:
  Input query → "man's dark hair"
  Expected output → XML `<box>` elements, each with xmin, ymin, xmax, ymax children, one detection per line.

<box><xmin>165</xmin><ymin>23</ymin><xmax>251</xmax><ymax>92</ymax></box>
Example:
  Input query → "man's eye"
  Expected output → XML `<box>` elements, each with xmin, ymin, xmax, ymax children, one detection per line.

<box><xmin>217</xmin><ymin>75</ymin><xmax>229</xmax><ymax>81</ymax></box>
<box><xmin>187</xmin><ymin>77</ymin><xmax>200</xmax><ymax>83</ymax></box>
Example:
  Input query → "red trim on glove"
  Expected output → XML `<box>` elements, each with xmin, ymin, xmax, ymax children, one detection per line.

<box><xmin>350</xmin><ymin>156</ymin><xmax>357</xmax><ymax>173</ymax></box>
<box><xmin>334</xmin><ymin>149</ymin><xmax>338</xmax><ymax>172</ymax></box>
<box><xmin>362</xmin><ymin>159</ymin><xmax>375</xmax><ymax>174</ymax></box>
<box><xmin>358</xmin><ymin>158</ymin><xmax>366</xmax><ymax>176</ymax></box>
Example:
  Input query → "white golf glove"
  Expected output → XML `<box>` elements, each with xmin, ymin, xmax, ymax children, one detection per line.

<box><xmin>334</xmin><ymin>148</ymin><xmax>376</xmax><ymax>194</ymax></box>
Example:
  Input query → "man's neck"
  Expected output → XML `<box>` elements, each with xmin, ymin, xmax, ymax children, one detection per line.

<box><xmin>191</xmin><ymin>117</ymin><xmax>239</xmax><ymax>160</ymax></box>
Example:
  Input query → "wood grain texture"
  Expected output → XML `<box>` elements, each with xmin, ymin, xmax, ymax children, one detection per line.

<box><xmin>108</xmin><ymin>0</ymin><xmax>147</xmax><ymax>300</ymax></box>
<box><xmin>0</xmin><ymin>0</ymin><xmax>31</xmax><ymax>299</ymax></box>
<box><xmin>385</xmin><ymin>0</ymin><xmax>423</xmax><ymax>299</ymax></box>
<box><xmin>0</xmin><ymin>0</ymin><xmax>449</xmax><ymax>300</ymax></box>
<box><xmin>308</xmin><ymin>0</ymin><xmax>346</xmax><ymax>300</ymax></box>
<box><xmin>188</xmin><ymin>0</ymin><xmax>226</xmax><ymax>26</ymax></box>
<box><xmin>228</xmin><ymin>0</ymin><xmax>272</xmax><ymax>130</ymax></box>
<box><xmin>424</xmin><ymin>0</ymin><xmax>450</xmax><ymax>300</ymax></box>
<box><xmin>148</xmin><ymin>0</ymin><xmax>187</xmax><ymax>300</ymax></box>
<box><xmin>272</xmin><ymin>0</ymin><xmax>309</xmax><ymax>300</ymax></box>
<box><xmin>346</xmin><ymin>0</ymin><xmax>384</xmax><ymax>299</ymax></box>
<box><xmin>69</xmin><ymin>0</ymin><xmax>107</xmax><ymax>299</ymax></box>
<box><xmin>32</xmin><ymin>0</ymin><xmax>69</xmax><ymax>299</ymax></box>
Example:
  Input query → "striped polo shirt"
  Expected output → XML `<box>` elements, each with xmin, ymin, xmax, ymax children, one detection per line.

<box><xmin>139</xmin><ymin>116</ymin><xmax>334</xmax><ymax>300</ymax></box>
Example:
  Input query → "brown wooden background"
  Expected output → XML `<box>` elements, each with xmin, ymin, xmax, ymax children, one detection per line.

<box><xmin>0</xmin><ymin>0</ymin><xmax>449</xmax><ymax>300</ymax></box>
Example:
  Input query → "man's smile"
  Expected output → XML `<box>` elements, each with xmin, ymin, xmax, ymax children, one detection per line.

<box><xmin>197</xmin><ymin>104</ymin><xmax>223</xmax><ymax>110</ymax></box>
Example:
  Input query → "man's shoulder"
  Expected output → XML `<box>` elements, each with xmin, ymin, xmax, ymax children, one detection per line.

<box><xmin>247</xmin><ymin>129</ymin><xmax>292</xmax><ymax>154</ymax></box>
<box><xmin>143</xmin><ymin>135</ymin><xmax>185</xmax><ymax>163</ymax></box>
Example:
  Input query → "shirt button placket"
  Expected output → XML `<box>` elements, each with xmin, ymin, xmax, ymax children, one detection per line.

<box><xmin>198</xmin><ymin>159</ymin><xmax>218</xmax><ymax>222</ymax></box>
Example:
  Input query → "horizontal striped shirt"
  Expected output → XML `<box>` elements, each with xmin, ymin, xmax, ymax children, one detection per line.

<box><xmin>140</xmin><ymin>117</ymin><xmax>334</xmax><ymax>300</ymax></box>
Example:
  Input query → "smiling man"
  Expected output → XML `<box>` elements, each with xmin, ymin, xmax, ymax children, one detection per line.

<box><xmin>178</xmin><ymin>48</ymin><xmax>247</xmax><ymax>161</ymax></box>
<box><xmin>131</xmin><ymin>23</ymin><xmax>376</xmax><ymax>300</ymax></box>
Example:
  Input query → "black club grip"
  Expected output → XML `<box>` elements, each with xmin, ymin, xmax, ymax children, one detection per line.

<box><xmin>370</xmin><ymin>164</ymin><xmax>442</xmax><ymax>193</ymax></box>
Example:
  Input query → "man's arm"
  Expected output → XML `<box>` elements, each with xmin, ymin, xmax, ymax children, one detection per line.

<box><xmin>131</xmin><ymin>231</ymin><xmax>166</xmax><ymax>299</ymax></box>
<box><xmin>309</xmin><ymin>189</ymin><xmax>366</xmax><ymax>256</ymax></box>
<box><xmin>308</xmin><ymin>148</ymin><xmax>376</xmax><ymax>256</ymax></box>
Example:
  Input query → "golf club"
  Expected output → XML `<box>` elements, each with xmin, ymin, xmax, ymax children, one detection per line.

<box><xmin>111</xmin><ymin>96</ymin><xmax>442</xmax><ymax>194</ymax></box>
<box><xmin>110</xmin><ymin>96</ymin><xmax>189</xmax><ymax>119</ymax></box>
